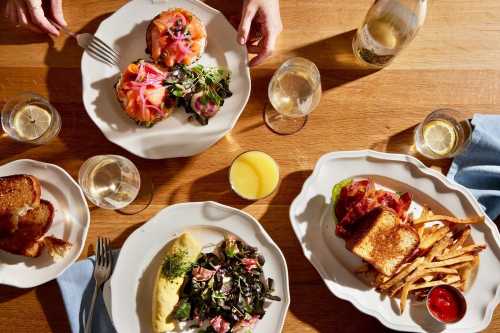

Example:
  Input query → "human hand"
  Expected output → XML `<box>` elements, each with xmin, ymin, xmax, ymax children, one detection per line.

<box><xmin>4</xmin><ymin>0</ymin><xmax>67</xmax><ymax>36</ymax></box>
<box><xmin>238</xmin><ymin>0</ymin><xmax>283</xmax><ymax>66</ymax></box>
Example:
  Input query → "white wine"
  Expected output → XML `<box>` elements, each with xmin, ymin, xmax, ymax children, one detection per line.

<box><xmin>353</xmin><ymin>0</ymin><xmax>427</xmax><ymax>68</ymax></box>
<box><xmin>265</xmin><ymin>57</ymin><xmax>321</xmax><ymax>134</ymax></box>
<box><xmin>269</xmin><ymin>70</ymin><xmax>321</xmax><ymax>118</ymax></box>
<box><xmin>79</xmin><ymin>155</ymin><xmax>140</xmax><ymax>210</ymax></box>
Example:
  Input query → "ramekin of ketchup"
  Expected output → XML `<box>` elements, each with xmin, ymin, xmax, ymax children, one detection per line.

<box><xmin>426</xmin><ymin>285</ymin><xmax>467</xmax><ymax>323</ymax></box>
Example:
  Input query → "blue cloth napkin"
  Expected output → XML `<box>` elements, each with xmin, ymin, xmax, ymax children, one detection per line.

<box><xmin>57</xmin><ymin>251</ymin><xmax>119</xmax><ymax>333</ymax></box>
<box><xmin>447</xmin><ymin>114</ymin><xmax>500</xmax><ymax>221</ymax></box>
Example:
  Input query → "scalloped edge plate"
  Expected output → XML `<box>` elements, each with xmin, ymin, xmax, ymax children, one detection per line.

<box><xmin>289</xmin><ymin>150</ymin><xmax>500</xmax><ymax>333</ymax></box>
<box><xmin>81</xmin><ymin>0</ymin><xmax>251</xmax><ymax>159</ymax></box>
<box><xmin>0</xmin><ymin>159</ymin><xmax>90</xmax><ymax>288</ymax></box>
<box><xmin>106</xmin><ymin>201</ymin><xmax>289</xmax><ymax>332</ymax></box>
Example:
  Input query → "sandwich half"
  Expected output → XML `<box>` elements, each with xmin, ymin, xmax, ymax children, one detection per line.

<box><xmin>346</xmin><ymin>208</ymin><xmax>419</xmax><ymax>276</ymax></box>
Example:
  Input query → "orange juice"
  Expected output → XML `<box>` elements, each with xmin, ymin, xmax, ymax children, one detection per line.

<box><xmin>229</xmin><ymin>151</ymin><xmax>280</xmax><ymax>200</ymax></box>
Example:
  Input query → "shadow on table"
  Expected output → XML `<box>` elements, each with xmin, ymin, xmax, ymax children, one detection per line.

<box><xmin>286</xmin><ymin>29</ymin><xmax>380</xmax><ymax>91</ymax></box>
<box><xmin>36</xmin><ymin>281</ymin><xmax>72</xmax><ymax>333</ymax></box>
<box><xmin>258</xmin><ymin>171</ymin><xmax>393</xmax><ymax>332</ymax></box>
<box><xmin>371</xmin><ymin>123</ymin><xmax>453</xmax><ymax>174</ymax></box>
<box><xmin>184</xmin><ymin>167</ymin><xmax>253</xmax><ymax>208</ymax></box>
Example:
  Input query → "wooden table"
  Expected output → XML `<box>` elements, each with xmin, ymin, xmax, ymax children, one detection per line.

<box><xmin>1</xmin><ymin>0</ymin><xmax>499</xmax><ymax>332</ymax></box>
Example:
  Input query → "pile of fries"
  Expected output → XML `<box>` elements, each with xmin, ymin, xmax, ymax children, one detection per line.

<box><xmin>357</xmin><ymin>207</ymin><xmax>486</xmax><ymax>314</ymax></box>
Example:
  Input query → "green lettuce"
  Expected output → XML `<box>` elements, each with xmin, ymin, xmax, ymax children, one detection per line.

<box><xmin>331</xmin><ymin>178</ymin><xmax>353</xmax><ymax>222</ymax></box>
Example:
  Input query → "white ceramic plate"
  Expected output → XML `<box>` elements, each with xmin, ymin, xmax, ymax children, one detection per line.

<box><xmin>0</xmin><ymin>159</ymin><xmax>90</xmax><ymax>288</ymax></box>
<box><xmin>81</xmin><ymin>0</ymin><xmax>251</xmax><ymax>159</ymax></box>
<box><xmin>289</xmin><ymin>150</ymin><xmax>500</xmax><ymax>333</ymax></box>
<box><xmin>106</xmin><ymin>201</ymin><xmax>289</xmax><ymax>333</ymax></box>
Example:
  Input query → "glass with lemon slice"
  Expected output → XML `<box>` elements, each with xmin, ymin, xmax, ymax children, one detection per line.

<box><xmin>415</xmin><ymin>109</ymin><xmax>471</xmax><ymax>159</ymax></box>
<box><xmin>1</xmin><ymin>93</ymin><xmax>61</xmax><ymax>144</ymax></box>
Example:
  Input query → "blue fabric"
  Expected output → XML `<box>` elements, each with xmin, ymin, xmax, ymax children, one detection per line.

<box><xmin>56</xmin><ymin>251</ymin><xmax>119</xmax><ymax>333</ymax></box>
<box><xmin>447</xmin><ymin>114</ymin><xmax>500</xmax><ymax>221</ymax></box>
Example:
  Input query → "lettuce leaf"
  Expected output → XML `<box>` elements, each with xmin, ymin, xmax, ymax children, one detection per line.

<box><xmin>331</xmin><ymin>178</ymin><xmax>353</xmax><ymax>222</ymax></box>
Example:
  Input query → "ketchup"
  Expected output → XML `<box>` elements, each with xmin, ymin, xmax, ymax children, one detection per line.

<box><xmin>427</xmin><ymin>286</ymin><xmax>465</xmax><ymax>323</ymax></box>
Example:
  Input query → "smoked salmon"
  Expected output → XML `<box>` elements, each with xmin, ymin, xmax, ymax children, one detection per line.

<box><xmin>146</xmin><ymin>8</ymin><xmax>207</xmax><ymax>68</ymax></box>
<box><xmin>115</xmin><ymin>60</ymin><xmax>176</xmax><ymax>127</ymax></box>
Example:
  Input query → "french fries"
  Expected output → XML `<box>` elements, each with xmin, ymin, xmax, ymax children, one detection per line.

<box><xmin>362</xmin><ymin>209</ymin><xmax>486</xmax><ymax>315</ymax></box>
<box><xmin>414</xmin><ymin>214</ymin><xmax>484</xmax><ymax>225</ymax></box>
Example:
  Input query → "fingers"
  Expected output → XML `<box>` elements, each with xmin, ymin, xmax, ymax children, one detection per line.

<box><xmin>248</xmin><ymin>37</ymin><xmax>273</xmax><ymax>67</ymax></box>
<box><xmin>248</xmin><ymin>25</ymin><xmax>280</xmax><ymax>67</ymax></box>
<box><xmin>26</xmin><ymin>0</ymin><xmax>59</xmax><ymax>35</ymax></box>
<box><xmin>5</xmin><ymin>1</ymin><xmax>18</xmax><ymax>24</ymax></box>
<box><xmin>49</xmin><ymin>0</ymin><xmax>66</xmax><ymax>27</ymax></box>
<box><xmin>17</xmin><ymin>3</ymin><xmax>43</xmax><ymax>33</ymax></box>
<box><xmin>237</xmin><ymin>0</ymin><xmax>257</xmax><ymax>45</ymax></box>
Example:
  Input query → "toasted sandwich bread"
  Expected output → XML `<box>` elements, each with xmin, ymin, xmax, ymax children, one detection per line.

<box><xmin>0</xmin><ymin>200</ymin><xmax>54</xmax><ymax>257</ymax></box>
<box><xmin>0</xmin><ymin>175</ymin><xmax>41</xmax><ymax>235</ymax></box>
<box><xmin>346</xmin><ymin>208</ymin><xmax>419</xmax><ymax>276</ymax></box>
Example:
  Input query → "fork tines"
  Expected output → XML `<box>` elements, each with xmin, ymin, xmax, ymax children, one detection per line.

<box><xmin>96</xmin><ymin>236</ymin><xmax>112</xmax><ymax>270</ymax></box>
<box><xmin>87</xmin><ymin>37</ymin><xmax>120</xmax><ymax>66</ymax></box>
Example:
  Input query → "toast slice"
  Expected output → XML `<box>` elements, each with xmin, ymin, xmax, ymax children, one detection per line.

<box><xmin>0</xmin><ymin>175</ymin><xmax>41</xmax><ymax>235</ymax></box>
<box><xmin>346</xmin><ymin>208</ymin><xmax>419</xmax><ymax>276</ymax></box>
<box><xmin>0</xmin><ymin>200</ymin><xmax>54</xmax><ymax>257</ymax></box>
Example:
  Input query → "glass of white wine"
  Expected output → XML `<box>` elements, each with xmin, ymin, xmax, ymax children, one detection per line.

<box><xmin>1</xmin><ymin>93</ymin><xmax>61</xmax><ymax>144</ymax></box>
<box><xmin>78</xmin><ymin>155</ymin><xmax>142</xmax><ymax>210</ymax></box>
<box><xmin>265</xmin><ymin>57</ymin><xmax>322</xmax><ymax>135</ymax></box>
<box><xmin>415</xmin><ymin>109</ymin><xmax>471</xmax><ymax>159</ymax></box>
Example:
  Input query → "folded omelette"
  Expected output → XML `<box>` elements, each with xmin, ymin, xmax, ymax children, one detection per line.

<box><xmin>152</xmin><ymin>232</ymin><xmax>201</xmax><ymax>333</ymax></box>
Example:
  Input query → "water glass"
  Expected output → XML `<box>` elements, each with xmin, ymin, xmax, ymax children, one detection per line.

<box><xmin>1</xmin><ymin>93</ymin><xmax>61</xmax><ymax>144</ymax></box>
<box><xmin>415</xmin><ymin>109</ymin><xmax>471</xmax><ymax>159</ymax></box>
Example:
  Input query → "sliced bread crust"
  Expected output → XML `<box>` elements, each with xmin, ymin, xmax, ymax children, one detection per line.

<box><xmin>0</xmin><ymin>200</ymin><xmax>54</xmax><ymax>257</ymax></box>
<box><xmin>0</xmin><ymin>174</ymin><xmax>41</xmax><ymax>235</ymax></box>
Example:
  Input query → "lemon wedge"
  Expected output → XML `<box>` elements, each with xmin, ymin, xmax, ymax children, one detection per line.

<box><xmin>422</xmin><ymin>120</ymin><xmax>457</xmax><ymax>156</ymax></box>
<box><xmin>13</xmin><ymin>105</ymin><xmax>52</xmax><ymax>141</ymax></box>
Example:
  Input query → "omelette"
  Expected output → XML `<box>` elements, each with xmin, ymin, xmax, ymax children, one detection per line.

<box><xmin>152</xmin><ymin>232</ymin><xmax>201</xmax><ymax>333</ymax></box>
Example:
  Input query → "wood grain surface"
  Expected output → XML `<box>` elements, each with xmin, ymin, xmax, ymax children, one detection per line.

<box><xmin>1</xmin><ymin>0</ymin><xmax>499</xmax><ymax>332</ymax></box>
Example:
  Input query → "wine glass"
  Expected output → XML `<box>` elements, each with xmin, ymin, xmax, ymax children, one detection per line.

<box><xmin>78</xmin><ymin>155</ymin><xmax>152</xmax><ymax>213</ymax></box>
<box><xmin>264</xmin><ymin>57</ymin><xmax>322</xmax><ymax>135</ymax></box>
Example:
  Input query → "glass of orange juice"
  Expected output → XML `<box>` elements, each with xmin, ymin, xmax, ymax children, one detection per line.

<box><xmin>229</xmin><ymin>151</ymin><xmax>280</xmax><ymax>200</ymax></box>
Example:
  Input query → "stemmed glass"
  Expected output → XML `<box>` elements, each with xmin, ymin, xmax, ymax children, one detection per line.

<box><xmin>264</xmin><ymin>57</ymin><xmax>322</xmax><ymax>135</ymax></box>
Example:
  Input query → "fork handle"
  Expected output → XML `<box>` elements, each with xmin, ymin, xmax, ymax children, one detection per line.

<box><xmin>84</xmin><ymin>282</ymin><xmax>100</xmax><ymax>333</ymax></box>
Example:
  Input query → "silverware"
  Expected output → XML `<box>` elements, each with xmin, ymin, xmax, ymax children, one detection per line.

<box><xmin>50</xmin><ymin>20</ymin><xmax>120</xmax><ymax>66</ymax></box>
<box><xmin>85</xmin><ymin>237</ymin><xmax>112</xmax><ymax>333</ymax></box>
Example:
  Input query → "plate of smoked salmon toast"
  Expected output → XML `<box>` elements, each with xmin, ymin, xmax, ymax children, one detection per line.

<box><xmin>81</xmin><ymin>0</ymin><xmax>250</xmax><ymax>159</ymax></box>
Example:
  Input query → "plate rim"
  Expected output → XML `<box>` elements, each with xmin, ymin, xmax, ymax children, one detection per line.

<box><xmin>109</xmin><ymin>201</ymin><xmax>290</xmax><ymax>332</ymax></box>
<box><xmin>80</xmin><ymin>0</ymin><xmax>251</xmax><ymax>159</ymax></box>
<box><xmin>0</xmin><ymin>159</ymin><xmax>90</xmax><ymax>288</ymax></box>
<box><xmin>289</xmin><ymin>149</ymin><xmax>500</xmax><ymax>333</ymax></box>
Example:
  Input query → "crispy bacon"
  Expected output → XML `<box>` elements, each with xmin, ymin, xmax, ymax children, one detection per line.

<box><xmin>335</xmin><ymin>179</ymin><xmax>412</xmax><ymax>238</ymax></box>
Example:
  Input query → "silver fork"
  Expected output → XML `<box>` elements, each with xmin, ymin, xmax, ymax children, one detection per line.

<box><xmin>85</xmin><ymin>237</ymin><xmax>112</xmax><ymax>333</ymax></box>
<box><xmin>50</xmin><ymin>20</ymin><xmax>120</xmax><ymax>66</ymax></box>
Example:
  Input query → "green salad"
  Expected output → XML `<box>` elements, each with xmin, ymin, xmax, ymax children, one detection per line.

<box><xmin>173</xmin><ymin>236</ymin><xmax>281</xmax><ymax>333</ymax></box>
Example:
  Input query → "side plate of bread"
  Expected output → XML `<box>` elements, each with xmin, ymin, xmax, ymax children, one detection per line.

<box><xmin>0</xmin><ymin>160</ymin><xmax>90</xmax><ymax>288</ymax></box>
